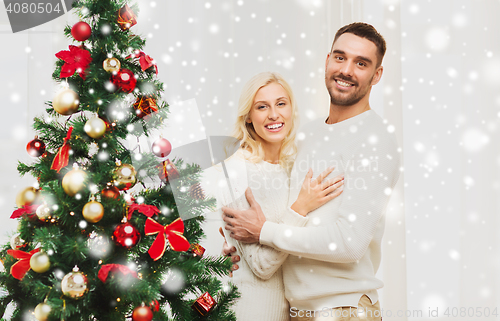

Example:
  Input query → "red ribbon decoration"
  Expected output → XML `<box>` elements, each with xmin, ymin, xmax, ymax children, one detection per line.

<box><xmin>55</xmin><ymin>45</ymin><xmax>92</xmax><ymax>80</ymax></box>
<box><xmin>127</xmin><ymin>203</ymin><xmax>160</xmax><ymax>220</ymax></box>
<box><xmin>7</xmin><ymin>248</ymin><xmax>40</xmax><ymax>280</ymax></box>
<box><xmin>51</xmin><ymin>126</ymin><xmax>73</xmax><ymax>173</ymax></box>
<box><xmin>126</xmin><ymin>50</ymin><xmax>158</xmax><ymax>74</ymax></box>
<box><xmin>10</xmin><ymin>204</ymin><xmax>39</xmax><ymax>219</ymax></box>
<box><xmin>145</xmin><ymin>217</ymin><xmax>190</xmax><ymax>261</ymax></box>
<box><xmin>98</xmin><ymin>264</ymin><xmax>138</xmax><ymax>283</ymax></box>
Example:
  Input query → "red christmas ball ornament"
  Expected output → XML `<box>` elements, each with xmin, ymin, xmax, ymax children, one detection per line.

<box><xmin>71</xmin><ymin>21</ymin><xmax>92</xmax><ymax>41</ymax></box>
<box><xmin>101</xmin><ymin>185</ymin><xmax>120</xmax><ymax>199</ymax></box>
<box><xmin>152</xmin><ymin>138</ymin><xmax>172</xmax><ymax>158</ymax></box>
<box><xmin>26</xmin><ymin>136</ymin><xmax>46</xmax><ymax>157</ymax></box>
<box><xmin>112</xmin><ymin>222</ymin><xmax>140</xmax><ymax>248</ymax></box>
<box><xmin>111</xmin><ymin>69</ymin><xmax>137</xmax><ymax>93</ymax></box>
<box><xmin>132</xmin><ymin>306</ymin><xmax>153</xmax><ymax>321</ymax></box>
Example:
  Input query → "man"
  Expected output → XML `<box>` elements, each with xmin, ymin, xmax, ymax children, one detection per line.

<box><xmin>223</xmin><ymin>22</ymin><xmax>400</xmax><ymax>321</ymax></box>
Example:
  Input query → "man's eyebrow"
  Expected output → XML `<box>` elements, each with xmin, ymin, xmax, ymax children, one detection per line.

<box><xmin>332</xmin><ymin>49</ymin><xmax>373</xmax><ymax>64</ymax></box>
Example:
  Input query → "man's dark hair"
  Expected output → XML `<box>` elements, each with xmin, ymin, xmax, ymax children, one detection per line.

<box><xmin>332</xmin><ymin>22</ymin><xmax>387</xmax><ymax>67</ymax></box>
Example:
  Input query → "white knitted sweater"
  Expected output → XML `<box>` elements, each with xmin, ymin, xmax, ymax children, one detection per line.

<box><xmin>214</xmin><ymin>149</ymin><xmax>295</xmax><ymax>321</ymax></box>
<box><xmin>260</xmin><ymin>110</ymin><xmax>401</xmax><ymax>311</ymax></box>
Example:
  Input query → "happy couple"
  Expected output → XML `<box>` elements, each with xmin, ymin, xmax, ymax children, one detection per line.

<box><xmin>214</xmin><ymin>22</ymin><xmax>401</xmax><ymax>321</ymax></box>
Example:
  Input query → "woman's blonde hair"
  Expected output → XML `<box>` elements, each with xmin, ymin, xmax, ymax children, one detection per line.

<box><xmin>230</xmin><ymin>72</ymin><xmax>298</xmax><ymax>172</ymax></box>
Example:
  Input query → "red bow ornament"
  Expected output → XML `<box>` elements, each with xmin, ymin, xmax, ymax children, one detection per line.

<box><xmin>127</xmin><ymin>203</ymin><xmax>160</xmax><ymax>220</ymax></box>
<box><xmin>145</xmin><ymin>217</ymin><xmax>190</xmax><ymax>260</ymax></box>
<box><xmin>55</xmin><ymin>45</ymin><xmax>92</xmax><ymax>80</ymax></box>
<box><xmin>51</xmin><ymin>126</ymin><xmax>73</xmax><ymax>173</ymax></box>
<box><xmin>98</xmin><ymin>264</ymin><xmax>138</xmax><ymax>282</ymax></box>
<box><xmin>7</xmin><ymin>248</ymin><xmax>40</xmax><ymax>280</ymax></box>
<box><xmin>127</xmin><ymin>50</ymin><xmax>158</xmax><ymax>75</ymax></box>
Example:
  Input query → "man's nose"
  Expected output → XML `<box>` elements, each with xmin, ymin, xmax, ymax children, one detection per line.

<box><xmin>340</xmin><ymin>61</ymin><xmax>354</xmax><ymax>77</ymax></box>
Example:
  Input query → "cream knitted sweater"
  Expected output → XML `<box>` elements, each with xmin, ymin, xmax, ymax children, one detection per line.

<box><xmin>260</xmin><ymin>110</ymin><xmax>401</xmax><ymax>311</ymax></box>
<box><xmin>214</xmin><ymin>149</ymin><xmax>296</xmax><ymax>321</ymax></box>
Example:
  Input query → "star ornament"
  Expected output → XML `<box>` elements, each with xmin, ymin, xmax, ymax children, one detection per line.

<box><xmin>55</xmin><ymin>45</ymin><xmax>92</xmax><ymax>80</ymax></box>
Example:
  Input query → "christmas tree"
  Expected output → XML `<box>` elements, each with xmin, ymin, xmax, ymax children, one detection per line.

<box><xmin>0</xmin><ymin>0</ymin><xmax>238</xmax><ymax>320</ymax></box>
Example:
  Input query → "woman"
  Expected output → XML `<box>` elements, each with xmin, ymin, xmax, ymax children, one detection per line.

<box><xmin>214</xmin><ymin>72</ymin><xmax>344</xmax><ymax>321</ymax></box>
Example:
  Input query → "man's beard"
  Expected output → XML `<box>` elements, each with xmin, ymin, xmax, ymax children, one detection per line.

<box><xmin>327</xmin><ymin>74</ymin><xmax>373</xmax><ymax>107</ymax></box>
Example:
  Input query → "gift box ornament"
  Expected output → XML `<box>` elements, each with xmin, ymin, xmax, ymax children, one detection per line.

<box><xmin>188</xmin><ymin>243</ymin><xmax>206</xmax><ymax>258</ymax></box>
<box><xmin>158</xmin><ymin>159</ymin><xmax>180</xmax><ymax>183</ymax></box>
<box><xmin>192</xmin><ymin>292</ymin><xmax>216</xmax><ymax>316</ymax></box>
<box><xmin>133</xmin><ymin>96</ymin><xmax>158</xmax><ymax>118</ymax></box>
<box><xmin>117</xmin><ymin>4</ymin><xmax>137</xmax><ymax>30</ymax></box>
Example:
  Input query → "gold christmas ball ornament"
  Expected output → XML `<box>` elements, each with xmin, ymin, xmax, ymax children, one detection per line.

<box><xmin>82</xmin><ymin>200</ymin><xmax>104</xmax><ymax>223</ymax></box>
<box><xmin>62</xmin><ymin>168</ymin><xmax>87</xmax><ymax>197</ymax></box>
<box><xmin>36</xmin><ymin>203</ymin><xmax>52</xmax><ymax>221</ymax></box>
<box><xmin>34</xmin><ymin>302</ymin><xmax>52</xmax><ymax>321</ymax></box>
<box><xmin>103</xmin><ymin>57</ymin><xmax>121</xmax><ymax>73</ymax></box>
<box><xmin>53</xmin><ymin>88</ymin><xmax>80</xmax><ymax>115</ymax></box>
<box><xmin>30</xmin><ymin>251</ymin><xmax>51</xmax><ymax>273</ymax></box>
<box><xmin>15</xmin><ymin>187</ymin><xmax>40</xmax><ymax>208</ymax></box>
<box><xmin>84</xmin><ymin>117</ymin><xmax>107</xmax><ymax>139</ymax></box>
<box><xmin>62</xmin><ymin>267</ymin><xmax>88</xmax><ymax>299</ymax></box>
<box><xmin>113</xmin><ymin>163</ymin><xmax>137</xmax><ymax>190</ymax></box>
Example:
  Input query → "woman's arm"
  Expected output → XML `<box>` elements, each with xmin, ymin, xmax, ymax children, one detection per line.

<box><xmin>218</xmin><ymin>192</ymin><xmax>296</xmax><ymax>280</ymax></box>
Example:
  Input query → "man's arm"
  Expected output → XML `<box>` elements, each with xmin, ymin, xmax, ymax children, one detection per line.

<box><xmin>258</xmin><ymin>140</ymin><xmax>401</xmax><ymax>263</ymax></box>
<box><xmin>222</xmin><ymin>188</ymin><xmax>309</xmax><ymax>243</ymax></box>
<box><xmin>222</xmin><ymin>169</ymin><xmax>343</xmax><ymax>242</ymax></box>
<box><xmin>226</xmin><ymin>139</ymin><xmax>400</xmax><ymax>263</ymax></box>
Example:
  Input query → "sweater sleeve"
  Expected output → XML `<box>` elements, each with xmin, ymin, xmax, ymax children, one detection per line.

<box><xmin>217</xmin><ymin>197</ymin><xmax>294</xmax><ymax>280</ymax></box>
<box><xmin>233</xmin><ymin>231</ymin><xmax>289</xmax><ymax>280</ymax></box>
<box><xmin>234</xmin><ymin>202</ymin><xmax>310</xmax><ymax>279</ymax></box>
<box><xmin>214</xmin><ymin>160</ymin><xmax>300</xmax><ymax>280</ymax></box>
<box><xmin>259</xmin><ymin>136</ymin><xmax>401</xmax><ymax>263</ymax></box>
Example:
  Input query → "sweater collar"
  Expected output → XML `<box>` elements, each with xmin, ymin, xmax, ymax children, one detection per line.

<box><xmin>323</xmin><ymin>109</ymin><xmax>374</xmax><ymax>129</ymax></box>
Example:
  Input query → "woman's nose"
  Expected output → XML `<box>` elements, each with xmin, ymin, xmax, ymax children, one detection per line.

<box><xmin>268</xmin><ymin>107</ymin><xmax>278</xmax><ymax>120</ymax></box>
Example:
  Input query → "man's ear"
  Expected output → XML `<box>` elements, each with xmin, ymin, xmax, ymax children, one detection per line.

<box><xmin>371</xmin><ymin>66</ymin><xmax>383</xmax><ymax>85</ymax></box>
<box><xmin>325</xmin><ymin>53</ymin><xmax>331</xmax><ymax>70</ymax></box>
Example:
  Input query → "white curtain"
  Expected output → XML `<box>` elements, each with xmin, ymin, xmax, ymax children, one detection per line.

<box><xmin>2</xmin><ymin>0</ymin><xmax>500</xmax><ymax>320</ymax></box>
